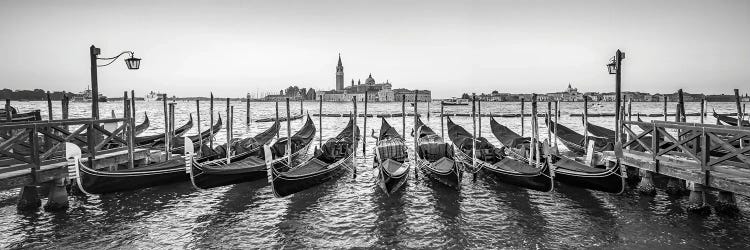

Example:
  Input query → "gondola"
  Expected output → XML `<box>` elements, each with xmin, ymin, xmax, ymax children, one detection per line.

<box><xmin>255</xmin><ymin>114</ymin><xmax>303</xmax><ymax>123</ymax></box>
<box><xmin>66</xmin><ymin>142</ymin><xmax>188</xmax><ymax>195</ymax></box>
<box><xmin>167</xmin><ymin>115</ymin><xmax>223</xmax><ymax>154</ymax></box>
<box><xmin>546</xmin><ymin>118</ymin><xmax>612</xmax><ymax>155</ymax></box>
<box><xmin>494</xmin><ymin>118</ymin><xmax>624</xmax><ymax>194</ymax></box>
<box><xmin>135</xmin><ymin>114</ymin><xmax>194</xmax><ymax>146</ymax></box>
<box><xmin>414</xmin><ymin>117</ymin><xmax>462</xmax><ymax>189</ymax></box>
<box><xmin>134</xmin><ymin>112</ymin><xmax>150</xmax><ymax>136</ymax></box>
<box><xmin>713</xmin><ymin>111</ymin><xmax>750</xmax><ymax>127</ymax></box>
<box><xmin>448</xmin><ymin>117</ymin><xmax>553</xmax><ymax>192</ymax></box>
<box><xmin>372</xmin><ymin>118</ymin><xmax>410</xmax><ymax>195</ymax></box>
<box><xmin>267</xmin><ymin>117</ymin><xmax>359</xmax><ymax>197</ymax></box>
<box><xmin>586</xmin><ymin>122</ymin><xmax>615</xmax><ymax>140</ymax></box>
<box><xmin>0</xmin><ymin>110</ymin><xmax>42</xmax><ymax>123</ymax></box>
<box><xmin>186</xmin><ymin>116</ymin><xmax>313</xmax><ymax>190</ymax></box>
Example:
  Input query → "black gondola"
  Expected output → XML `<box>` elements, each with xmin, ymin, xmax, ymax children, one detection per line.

<box><xmin>167</xmin><ymin>115</ymin><xmax>223</xmax><ymax>154</ymax></box>
<box><xmin>448</xmin><ymin>117</ymin><xmax>553</xmax><ymax>192</ymax></box>
<box><xmin>414</xmin><ymin>117</ymin><xmax>462</xmax><ymax>189</ymax></box>
<box><xmin>67</xmin><ymin>143</ymin><xmax>188</xmax><ymax>195</ymax></box>
<box><xmin>493</xmin><ymin>118</ymin><xmax>624</xmax><ymax>194</ymax></box>
<box><xmin>372</xmin><ymin>118</ymin><xmax>410</xmax><ymax>195</ymax></box>
<box><xmin>187</xmin><ymin>116</ymin><xmax>313</xmax><ymax>189</ymax></box>
<box><xmin>135</xmin><ymin>114</ymin><xmax>194</xmax><ymax>146</ymax></box>
<box><xmin>714</xmin><ymin>111</ymin><xmax>750</xmax><ymax>127</ymax></box>
<box><xmin>134</xmin><ymin>112</ymin><xmax>150</xmax><ymax>136</ymax></box>
<box><xmin>546</xmin><ymin>118</ymin><xmax>612</xmax><ymax>155</ymax></box>
<box><xmin>268</xmin><ymin>117</ymin><xmax>359</xmax><ymax>197</ymax></box>
<box><xmin>586</xmin><ymin>122</ymin><xmax>615</xmax><ymax>140</ymax></box>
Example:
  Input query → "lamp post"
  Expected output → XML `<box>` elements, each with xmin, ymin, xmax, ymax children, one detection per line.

<box><xmin>90</xmin><ymin>45</ymin><xmax>141</xmax><ymax>119</ymax></box>
<box><xmin>607</xmin><ymin>49</ymin><xmax>624</xmax><ymax>144</ymax></box>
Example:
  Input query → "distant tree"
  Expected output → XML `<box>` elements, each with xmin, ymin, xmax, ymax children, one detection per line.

<box><xmin>461</xmin><ymin>93</ymin><xmax>470</xmax><ymax>99</ymax></box>
<box><xmin>491</xmin><ymin>90</ymin><xmax>499</xmax><ymax>95</ymax></box>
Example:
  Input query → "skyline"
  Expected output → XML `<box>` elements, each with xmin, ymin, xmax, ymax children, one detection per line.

<box><xmin>1</xmin><ymin>1</ymin><xmax>750</xmax><ymax>98</ymax></box>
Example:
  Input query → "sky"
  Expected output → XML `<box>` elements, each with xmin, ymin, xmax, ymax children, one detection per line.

<box><xmin>1</xmin><ymin>0</ymin><xmax>749</xmax><ymax>98</ymax></box>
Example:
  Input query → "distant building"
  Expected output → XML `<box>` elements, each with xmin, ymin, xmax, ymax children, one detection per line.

<box><xmin>336</xmin><ymin>54</ymin><xmax>344</xmax><ymax>91</ymax></box>
<box><xmin>545</xmin><ymin>83</ymin><xmax>583</xmax><ymax>102</ymax></box>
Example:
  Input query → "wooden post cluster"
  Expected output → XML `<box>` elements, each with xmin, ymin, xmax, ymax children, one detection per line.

<box><xmin>413</xmin><ymin>90</ymin><xmax>419</xmax><ymax>176</ymax></box>
<box><xmin>471</xmin><ymin>93</ymin><xmax>477</xmax><ymax>180</ymax></box>
<box><xmin>286</xmin><ymin>97</ymin><xmax>292</xmax><ymax>169</ymax></box>
<box><xmin>196</xmin><ymin>100</ymin><xmax>203</xmax><ymax>154</ymax></box>
<box><xmin>162</xmin><ymin>94</ymin><xmax>170</xmax><ymax>160</ymax></box>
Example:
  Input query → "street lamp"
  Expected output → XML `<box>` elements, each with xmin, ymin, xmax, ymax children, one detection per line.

<box><xmin>90</xmin><ymin>45</ymin><xmax>141</xmax><ymax>119</ymax></box>
<box><xmin>608</xmin><ymin>49</ymin><xmax>624</xmax><ymax>145</ymax></box>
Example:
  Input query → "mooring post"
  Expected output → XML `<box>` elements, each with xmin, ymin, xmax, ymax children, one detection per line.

<box><xmin>532</xmin><ymin>94</ymin><xmax>540</xmax><ymax>167</ymax></box>
<box><xmin>427</xmin><ymin>98</ymin><xmax>431</xmax><ymax>121</ymax></box>
<box><xmin>286</xmin><ymin>98</ymin><xmax>292</xmax><ymax>168</ymax></box>
<box><xmin>196</xmin><ymin>100</ymin><xmax>202</xmax><ymax>156</ymax></box>
<box><xmin>131</xmin><ymin>90</ymin><xmax>136</xmax><ymax>120</ymax></box>
<box><xmin>46</xmin><ymin>91</ymin><xmax>53</xmax><ymax>120</ymax></box>
<box><xmin>363</xmin><ymin>91</ymin><xmax>368</xmax><ymax>155</ymax></box>
<box><xmin>352</xmin><ymin>96</ymin><xmax>358</xmax><ymax>179</ymax></box>
<box><xmin>413</xmin><ymin>91</ymin><xmax>419</xmax><ymax>177</ymax></box>
<box><xmin>583</xmin><ymin>95</ymin><xmax>589</xmax><ymax>149</ymax></box>
<box><xmin>402</xmin><ymin>94</ymin><xmax>406</xmax><ymax>139</ymax></box>
<box><xmin>614</xmin><ymin>50</ymin><xmax>623</xmax><ymax>146</ymax></box>
<box><xmin>478</xmin><ymin>98</ymin><xmax>482</xmax><ymax>138</ymax></box>
<box><xmin>163</xmin><ymin>94</ymin><xmax>170</xmax><ymax>160</ymax></box>
<box><xmin>275</xmin><ymin>101</ymin><xmax>280</xmax><ymax>139</ymax></box>
<box><xmin>700</xmin><ymin>98</ymin><xmax>705</xmax><ymax>124</ymax></box>
<box><xmin>547</xmin><ymin>101</ymin><xmax>552</xmax><ymax>142</ymax></box>
<box><xmin>440</xmin><ymin>100</ymin><xmax>445</xmax><ymax>138</ymax></box>
<box><xmin>61</xmin><ymin>93</ymin><xmax>69</xmax><ymax>131</ymax></box>
<box><xmin>169</xmin><ymin>102</ymin><xmax>176</xmax><ymax>159</ymax></box>
<box><xmin>554</xmin><ymin>100</ymin><xmax>559</xmax><ymax>153</ymax></box>
<box><xmin>471</xmin><ymin>93</ymin><xmax>477</xmax><ymax>181</ymax></box>
<box><xmin>246</xmin><ymin>95</ymin><xmax>251</xmax><ymax>126</ymax></box>
<box><xmin>300</xmin><ymin>96</ymin><xmax>303</xmax><ymax>116</ymax></box>
<box><xmin>521</xmin><ymin>98</ymin><xmax>525</xmax><ymax>137</ymax></box>
<box><xmin>226</xmin><ymin>105</ymin><xmax>233</xmax><ymax>164</ymax></box>
<box><xmin>318</xmin><ymin>98</ymin><xmax>323</xmax><ymax>148</ymax></box>
<box><xmin>124</xmin><ymin>92</ymin><xmax>134</xmax><ymax>169</ymax></box>
<box><xmin>209</xmin><ymin>93</ymin><xmax>214</xmax><ymax>150</ymax></box>
<box><xmin>663</xmin><ymin>97</ymin><xmax>668</xmax><ymax>121</ymax></box>
<box><xmin>735</xmin><ymin>89</ymin><xmax>743</xmax><ymax>148</ymax></box>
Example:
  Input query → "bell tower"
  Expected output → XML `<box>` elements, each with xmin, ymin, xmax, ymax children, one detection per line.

<box><xmin>336</xmin><ymin>54</ymin><xmax>344</xmax><ymax>90</ymax></box>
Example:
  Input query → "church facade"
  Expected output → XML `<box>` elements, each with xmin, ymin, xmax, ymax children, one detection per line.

<box><xmin>317</xmin><ymin>54</ymin><xmax>430</xmax><ymax>102</ymax></box>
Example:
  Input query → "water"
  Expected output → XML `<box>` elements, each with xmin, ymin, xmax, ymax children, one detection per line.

<box><xmin>2</xmin><ymin>100</ymin><xmax>749</xmax><ymax>249</ymax></box>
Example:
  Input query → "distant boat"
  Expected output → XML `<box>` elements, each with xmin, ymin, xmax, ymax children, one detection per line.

<box><xmin>145</xmin><ymin>91</ymin><xmax>162</xmax><ymax>101</ymax></box>
<box><xmin>71</xmin><ymin>86</ymin><xmax>107</xmax><ymax>102</ymax></box>
<box><xmin>441</xmin><ymin>97</ymin><xmax>469</xmax><ymax>106</ymax></box>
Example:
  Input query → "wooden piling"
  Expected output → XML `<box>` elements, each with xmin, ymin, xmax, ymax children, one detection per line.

<box><xmin>471</xmin><ymin>93</ymin><xmax>477</xmax><ymax>181</ymax></box>
<box><xmin>427</xmin><ymin>98</ymin><xmax>430</xmax><ymax>121</ymax></box>
<box><xmin>163</xmin><ymin>94</ymin><xmax>170</xmax><ymax>160</ymax></box>
<box><xmin>700</xmin><ymin>98</ymin><xmax>705</xmax><ymax>124</ymax></box>
<box><xmin>5</xmin><ymin>99</ymin><xmax>11</xmax><ymax>122</ymax></box>
<box><xmin>226</xmin><ymin>105</ymin><xmax>233</xmax><ymax>164</ymax></box>
<box><xmin>478</xmin><ymin>98</ymin><xmax>482</xmax><ymax>138</ymax></box>
<box><xmin>46</xmin><ymin>91</ymin><xmax>53</xmax><ymax>120</ymax></box>
<box><xmin>614</xmin><ymin>50</ymin><xmax>623</xmax><ymax>145</ymax></box>
<box><xmin>300</xmin><ymin>97</ymin><xmax>303</xmax><ymax>116</ymax></box>
<box><xmin>275</xmin><ymin>101</ymin><xmax>280</xmax><ymax>139</ymax></box>
<box><xmin>318</xmin><ymin>96</ymin><xmax>323</xmax><ymax>150</ymax></box>
<box><xmin>520</xmin><ymin>98</ymin><xmax>525</xmax><ymax>137</ymax></box>
<box><xmin>246</xmin><ymin>95</ymin><xmax>251</xmax><ymax>125</ymax></box>
<box><xmin>363</xmin><ymin>91</ymin><xmax>368</xmax><ymax>155</ymax></box>
<box><xmin>735</xmin><ymin>89</ymin><xmax>743</xmax><ymax>148</ymax></box>
<box><xmin>546</xmin><ymin>101</ymin><xmax>552</xmax><ymax>142</ymax></box>
<box><xmin>531</xmin><ymin>94</ymin><xmax>539</xmax><ymax>166</ymax></box>
<box><xmin>663</xmin><ymin>97</ymin><xmax>668</xmax><ymax>121</ymax></box>
<box><xmin>352</xmin><ymin>96</ymin><xmax>358</xmax><ymax>178</ymax></box>
<box><xmin>286</xmin><ymin>98</ymin><xmax>292</xmax><ymax>168</ymax></box>
<box><xmin>169</xmin><ymin>103</ymin><xmax>176</xmax><ymax>156</ymax></box>
<box><xmin>210</xmin><ymin>93</ymin><xmax>214</xmax><ymax>149</ymax></box>
<box><xmin>196</xmin><ymin>100</ymin><xmax>202</xmax><ymax>155</ymax></box>
<box><xmin>402</xmin><ymin>94</ymin><xmax>406</xmax><ymax>139</ymax></box>
<box><xmin>125</xmin><ymin>96</ymin><xmax>135</xmax><ymax>169</ymax></box>
<box><xmin>440</xmin><ymin>101</ymin><xmax>445</xmax><ymax>138</ymax></box>
<box><xmin>131</xmin><ymin>90</ymin><xmax>136</xmax><ymax>120</ymax></box>
<box><xmin>583</xmin><ymin>95</ymin><xmax>589</xmax><ymax>148</ymax></box>
<box><xmin>554</xmin><ymin>100</ymin><xmax>559</xmax><ymax>150</ymax></box>
<box><xmin>413</xmin><ymin>91</ymin><xmax>419</xmax><ymax>177</ymax></box>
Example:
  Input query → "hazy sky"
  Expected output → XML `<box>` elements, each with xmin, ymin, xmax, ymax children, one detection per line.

<box><xmin>1</xmin><ymin>0</ymin><xmax>749</xmax><ymax>98</ymax></box>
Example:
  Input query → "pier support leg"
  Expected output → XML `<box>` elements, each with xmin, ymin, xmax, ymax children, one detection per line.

<box><xmin>715</xmin><ymin>191</ymin><xmax>738</xmax><ymax>214</ymax></box>
<box><xmin>16</xmin><ymin>185</ymin><xmax>41</xmax><ymax>211</ymax></box>
<box><xmin>636</xmin><ymin>170</ymin><xmax>656</xmax><ymax>196</ymax></box>
<box><xmin>665</xmin><ymin>177</ymin><xmax>687</xmax><ymax>196</ymax></box>
<box><xmin>44</xmin><ymin>178</ymin><xmax>69</xmax><ymax>212</ymax></box>
<box><xmin>625</xmin><ymin>166</ymin><xmax>641</xmax><ymax>186</ymax></box>
<box><xmin>686</xmin><ymin>183</ymin><xmax>711</xmax><ymax>214</ymax></box>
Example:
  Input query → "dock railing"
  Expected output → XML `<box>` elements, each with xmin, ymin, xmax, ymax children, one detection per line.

<box><xmin>0</xmin><ymin>116</ymin><xmax>136</xmax><ymax>182</ymax></box>
<box><xmin>621</xmin><ymin>120</ymin><xmax>750</xmax><ymax>178</ymax></box>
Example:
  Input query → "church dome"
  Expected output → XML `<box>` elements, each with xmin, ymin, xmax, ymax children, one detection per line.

<box><xmin>365</xmin><ymin>73</ymin><xmax>376</xmax><ymax>85</ymax></box>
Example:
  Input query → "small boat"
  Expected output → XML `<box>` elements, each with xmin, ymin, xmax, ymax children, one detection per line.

<box><xmin>546</xmin><ymin>118</ymin><xmax>612</xmax><ymax>155</ymax></box>
<box><xmin>441</xmin><ymin>97</ymin><xmax>469</xmax><ymax>106</ymax></box>
<box><xmin>0</xmin><ymin>110</ymin><xmax>42</xmax><ymax>123</ymax></box>
<box><xmin>168</xmin><ymin>115</ymin><xmax>223</xmax><ymax>154</ymax></box>
<box><xmin>67</xmin><ymin>143</ymin><xmax>188</xmax><ymax>195</ymax></box>
<box><xmin>134</xmin><ymin>112</ymin><xmax>150</xmax><ymax>136</ymax></box>
<box><xmin>448</xmin><ymin>117</ymin><xmax>553</xmax><ymax>192</ymax></box>
<box><xmin>414</xmin><ymin>117</ymin><xmax>462</xmax><ymax>189</ymax></box>
<box><xmin>713</xmin><ymin>111</ymin><xmax>750</xmax><ymax>127</ymax></box>
<box><xmin>268</xmin><ymin>117</ymin><xmax>359</xmax><ymax>197</ymax></box>
<box><xmin>135</xmin><ymin>114</ymin><xmax>194</xmax><ymax>146</ymax></box>
<box><xmin>186</xmin><ymin>116</ymin><xmax>313</xmax><ymax>189</ymax></box>
<box><xmin>372</xmin><ymin>118</ymin><xmax>410</xmax><ymax>195</ymax></box>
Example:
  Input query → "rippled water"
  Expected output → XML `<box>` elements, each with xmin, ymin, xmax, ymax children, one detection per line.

<box><xmin>2</xmin><ymin>100</ymin><xmax>749</xmax><ymax>249</ymax></box>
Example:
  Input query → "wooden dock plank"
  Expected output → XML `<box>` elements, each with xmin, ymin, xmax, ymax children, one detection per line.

<box><xmin>0</xmin><ymin>160</ymin><xmax>68</xmax><ymax>190</ymax></box>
